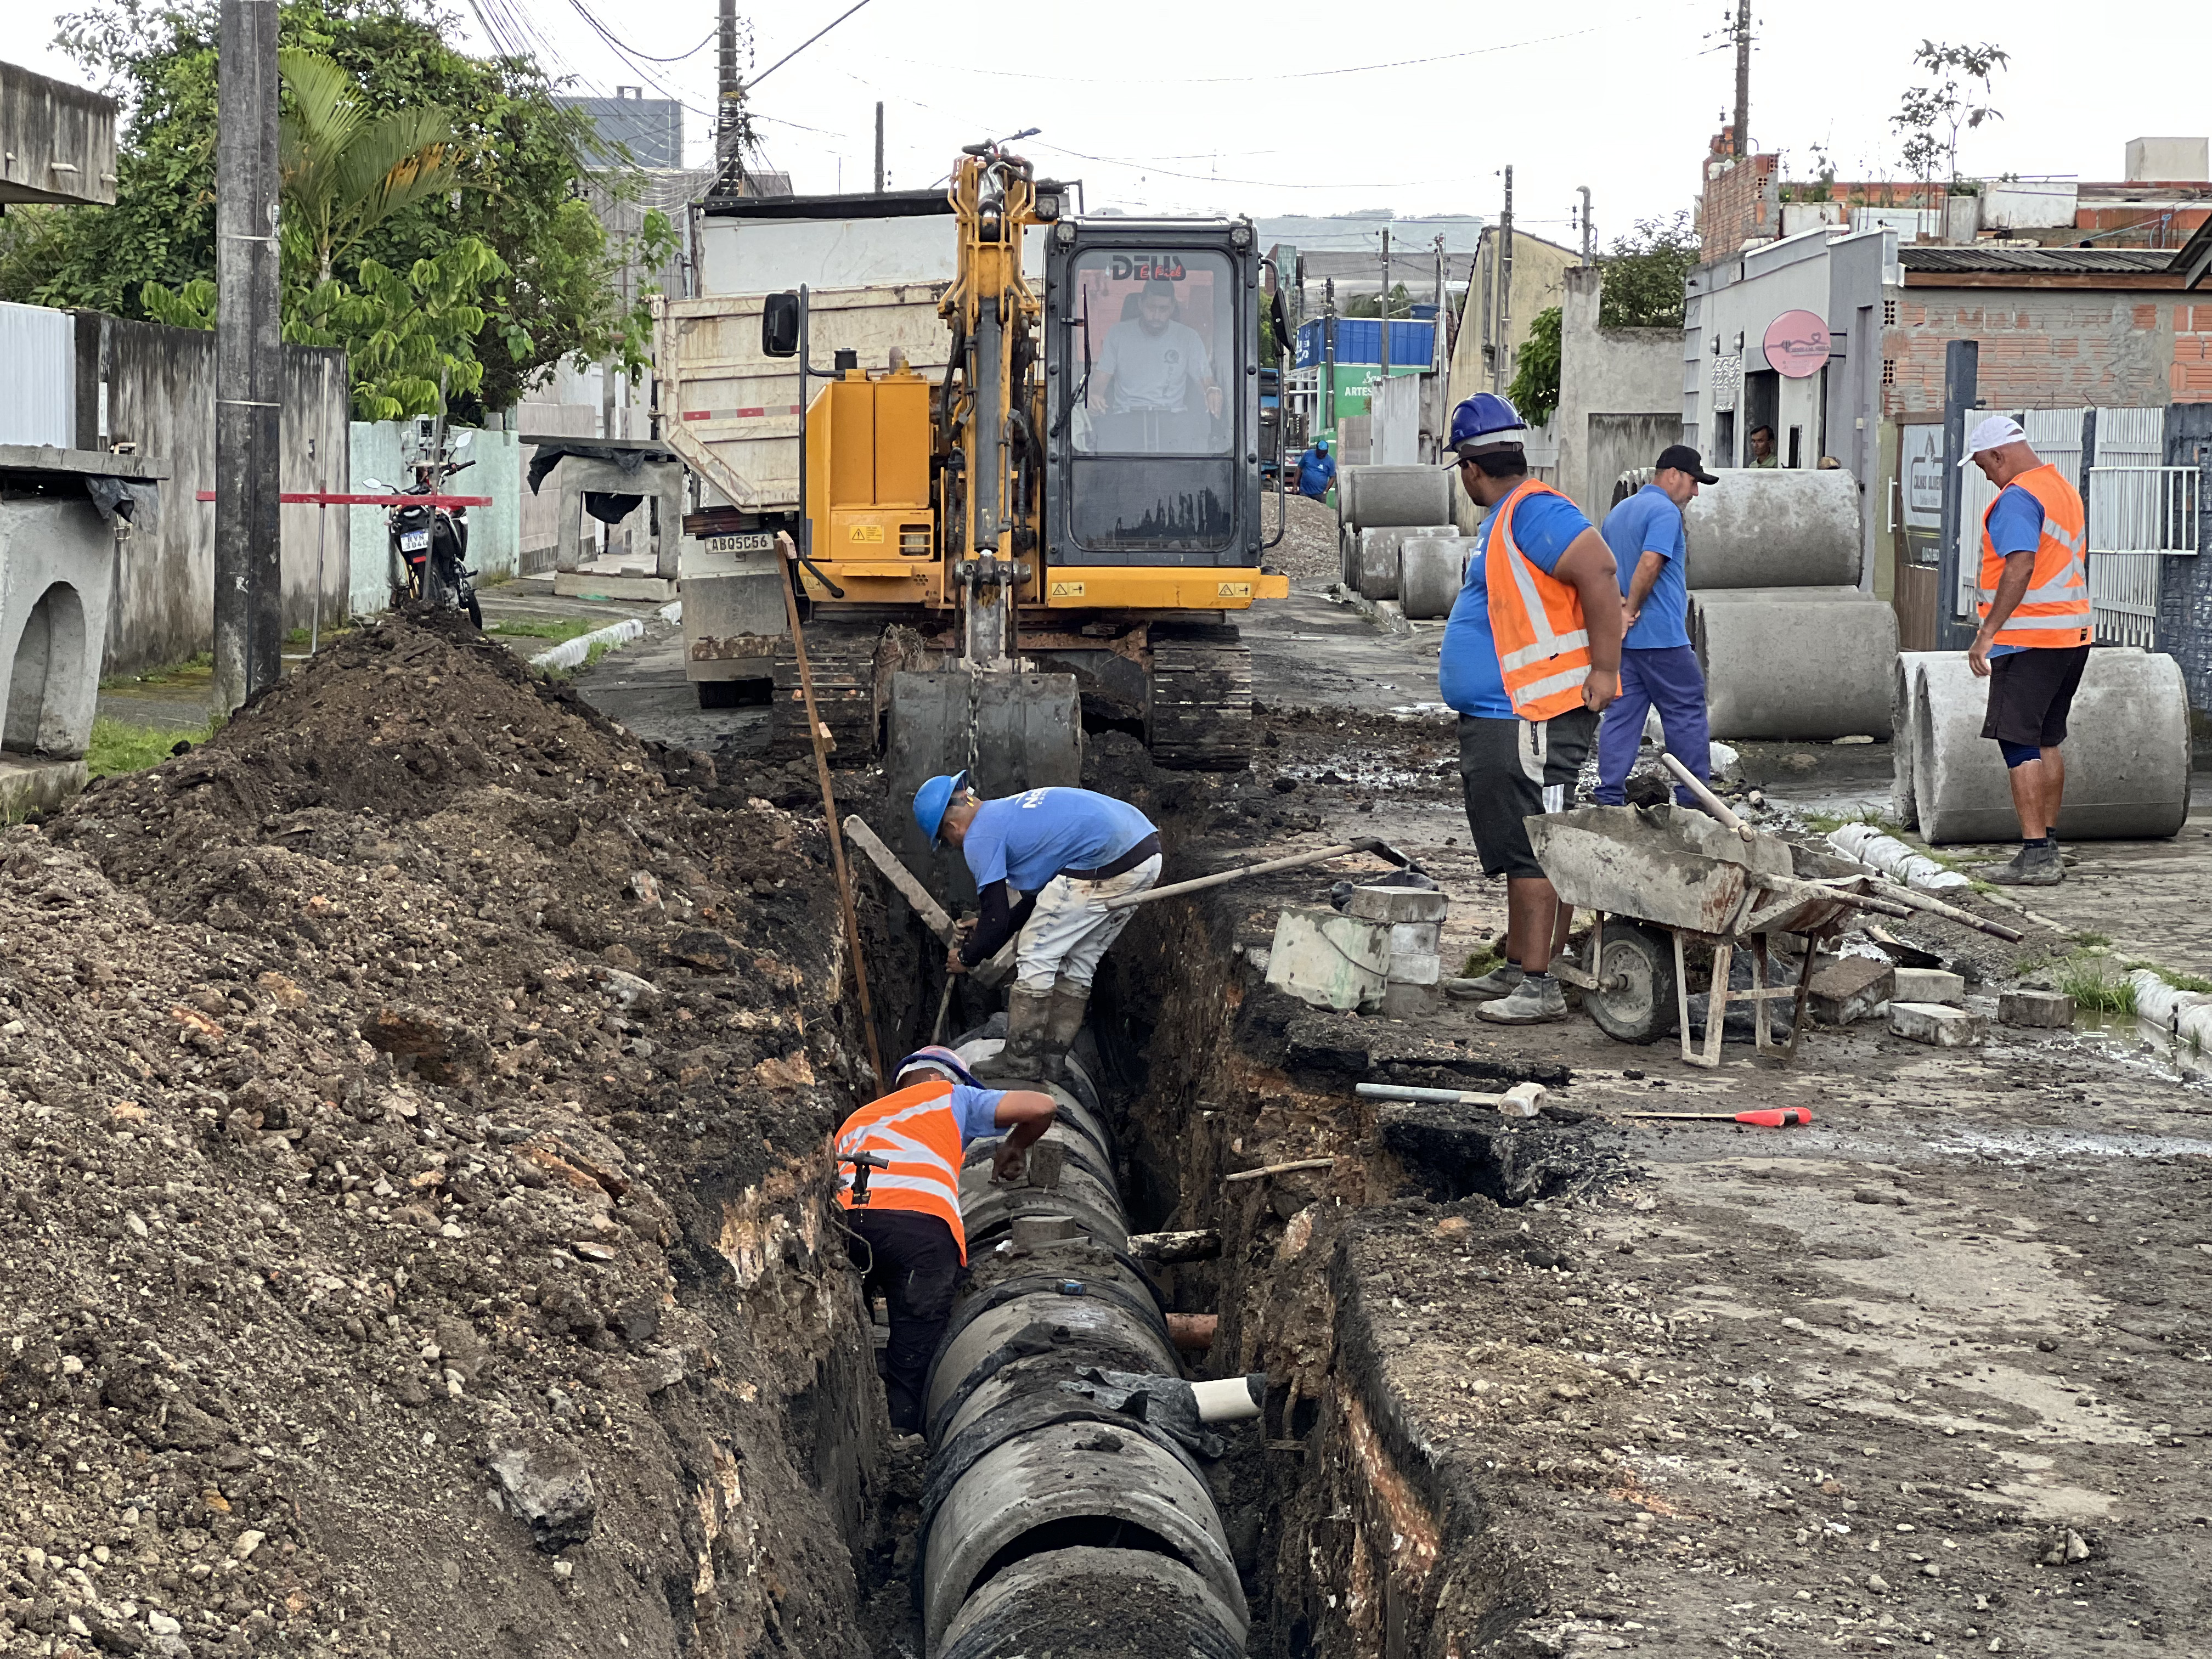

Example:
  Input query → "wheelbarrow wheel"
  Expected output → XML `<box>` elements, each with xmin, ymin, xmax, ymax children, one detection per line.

<box><xmin>1586</xmin><ymin>921</ymin><xmax>1677</xmax><ymax>1045</ymax></box>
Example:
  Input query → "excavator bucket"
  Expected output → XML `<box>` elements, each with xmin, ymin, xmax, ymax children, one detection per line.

<box><xmin>884</xmin><ymin>668</ymin><xmax>1084</xmax><ymax>900</ymax></box>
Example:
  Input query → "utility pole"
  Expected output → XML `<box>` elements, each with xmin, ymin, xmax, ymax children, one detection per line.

<box><xmin>1494</xmin><ymin>166</ymin><xmax>1514</xmax><ymax>394</ymax></box>
<box><xmin>214</xmin><ymin>0</ymin><xmax>281</xmax><ymax>712</ymax></box>
<box><xmin>1731</xmin><ymin>0</ymin><xmax>1752</xmax><ymax>157</ymax></box>
<box><xmin>873</xmin><ymin>101</ymin><xmax>885</xmax><ymax>193</ymax></box>
<box><xmin>1323</xmin><ymin>277</ymin><xmax>1337</xmax><ymax>437</ymax></box>
<box><xmin>716</xmin><ymin>0</ymin><xmax>742</xmax><ymax>189</ymax></box>
<box><xmin>1934</xmin><ymin>339</ymin><xmax>1979</xmax><ymax>651</ymax></box>
<box><xmin>1578</xmin><ymin>185</ymin><xmax>1595</xmax><ymax>264</ymax></box>
<box><xmin>1379</xmin><ymin>226</ymin><xmax>1392</xmax><ymax>383</ymax></box>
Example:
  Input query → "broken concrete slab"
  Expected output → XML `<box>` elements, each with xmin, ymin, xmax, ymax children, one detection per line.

<box><xmin>1807</xmin><ymin>955</ymin><xmax>1894</xmax><ymax>1026</ymax></box>
<box><xmin>1999</xmin><ymin>989</ymin><xmax>2075</xmax><ymax>1029</ymax></box>
<box><xmin>1889</xmin><ymin>1001</ymin><xmax>1986</xmax><ymax>1047</ymax></box>
<box><xmin>1893</xmin><ymin>967</ymin><xmax>1965</xmax><ymax>1006</ymax></box>
<box><xmin>1386</xmin><ymin>919</ymin><xmax>1441</xmax><ymax>957</ymax></box>
<box><xmin>1265</xmin><ymin>907</ymin><xmax>1389</xmax><ymax>1012</ymax></box>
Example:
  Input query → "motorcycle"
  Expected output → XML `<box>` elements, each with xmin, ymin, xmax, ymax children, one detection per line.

<box><xmin>364</xmin><ymin>427</ymin><xmax>480</xmax><ymax>629</ymax></box>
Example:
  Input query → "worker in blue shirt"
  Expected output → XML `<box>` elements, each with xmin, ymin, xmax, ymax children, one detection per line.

<box><xmin>1296</xmin><ymin>438</ymin><xmax>1336</xmax><ymax>500</ymax></box>
<box><xmin>1594</xmin><ymin>444</ymin><xmax>1719</xmax><ymax>808</ymax></box>
<box><xmin>911</xmin><ymin>776</ymin><xmax>1163</xmax><ymax>1082</ymax></box>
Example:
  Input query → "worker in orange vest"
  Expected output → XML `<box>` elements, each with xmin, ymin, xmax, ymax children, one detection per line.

<box><xmin>1962</xmin><ymin>415</ymin><xmax>2093</xmax><ymax>886</ymax></box>
<box><xmin>833</xmin><ymin>1045</ymin><xmax>1058</xmax><ymax>1433</ymax></box>
<box><xmin>1436</xmin><ymin>393</ymin><xmax>1623</xmax><ymax>1025</ymax></box>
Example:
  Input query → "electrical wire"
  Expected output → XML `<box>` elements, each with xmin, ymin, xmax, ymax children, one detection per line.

<box><xmin>563</xmin><ymin>6</ymin><xmax>718</xmax><ymax>65</ymax></box>
<box><xmin>751</xmin><ymin>0</ymin><xmax>877</xmax><ymax>89</ymax></box>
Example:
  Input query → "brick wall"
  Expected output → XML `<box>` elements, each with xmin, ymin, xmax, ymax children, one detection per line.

<box><xmin>1696</xmin><ymin>133</ymin><xmax>1779</xmax><ymax>262</ymax></box>
<box><xmin>1881</xmin><ymin>291</ymin><xmax>2181</xmax><ymax>416</ymax></box>
<box><xmin>2171</xmin><ymin>304</ymin><xmax>2212</xmax><ymax>400</ymax></box>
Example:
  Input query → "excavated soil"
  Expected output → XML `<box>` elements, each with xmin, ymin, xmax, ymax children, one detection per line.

<box><xmin>0</xmin><ymin>617</ymin><xmax>895</xmax><ymax>1658</ymax></box>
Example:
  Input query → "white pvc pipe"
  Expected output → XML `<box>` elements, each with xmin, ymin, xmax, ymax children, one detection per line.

<box><xmin>1191</xmin><ymin>1374</ymin><xmax>1266</xmax><ymax>1424</ymax></box>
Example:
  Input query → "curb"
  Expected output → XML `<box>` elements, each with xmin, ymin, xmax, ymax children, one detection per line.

<box><xmin>528</xmin><ymin>600</ymin><xmax>683</xmax><ymax>672</ymax></box>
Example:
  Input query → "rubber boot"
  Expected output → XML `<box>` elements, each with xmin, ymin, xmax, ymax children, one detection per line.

<box><xmin>1036</xmin><ymin>977</ymin><xmax>1091</xmax><ymax>1086</ymax></box>
<box><xmin>973</xmin><ymin>986</ymin><xmax>1053</xmax><ymax>1082</ymax></box>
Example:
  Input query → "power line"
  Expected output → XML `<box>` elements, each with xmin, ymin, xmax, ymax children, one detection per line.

<box><xmin>751</xmin><ymin>0</ymin><xmax>877</xmax><ymax>89</ymax></box>
<box><xmin>565</xmin><ymin>5</ymin><xmax>718</xmax><ymax>65</ymax></box>
<box><xmin>1021</xmin><ymin>136</ymin><xmax>1481</xmax><ymax>193</ymax></box>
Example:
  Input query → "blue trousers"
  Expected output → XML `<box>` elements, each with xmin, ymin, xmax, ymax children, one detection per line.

<box><xmin>1594</xmin><ymin>644</ymin><xmax>1712</xmax><ymax>806</ymax></box>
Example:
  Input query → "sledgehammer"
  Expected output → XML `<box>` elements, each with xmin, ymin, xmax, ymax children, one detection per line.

<box><xmin>1356</xmin><ymin>1081</ymin><xmax>1550</xmax><ymax>1119</ymax></box>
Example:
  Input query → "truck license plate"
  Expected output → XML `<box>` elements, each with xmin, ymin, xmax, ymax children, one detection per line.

<box><xmin>399</xmin><ymin>531</ymin><xmax>430</xmax><ymax>551</ymax></box>
<box><xmin>705</xmin><ymin>532</ymin><xmax>775</xmax><ymax>554</ymax></box>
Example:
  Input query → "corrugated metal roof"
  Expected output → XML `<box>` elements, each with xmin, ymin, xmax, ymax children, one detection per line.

<box><xmin>1898</xmin><ymin>246</ymin><xmax>2175</xmax><ymax>274</ymax></box>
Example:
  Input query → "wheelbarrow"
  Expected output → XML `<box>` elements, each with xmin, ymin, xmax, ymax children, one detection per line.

<box><xmin>1527</xmin><ymin>758</ymin><xmax>2022</xmax><ymax>1068</ymax></box>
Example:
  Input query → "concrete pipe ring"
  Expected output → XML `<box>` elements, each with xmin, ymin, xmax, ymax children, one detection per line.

<box><xmin>1689</xmin><ymin>588</ymin><xmax>1898</xmax><ymax>741</ymax></box>
<box><xmin>921</xmin><ymin>1418</ymin><xmax>1250</xmax><ymax>1652</ymax></box>
<box><xmin>922</xmin><ymin>1289</ymin><xmax>1178</xmax><ymax>1438</ymax></box>
<box><xmin>935</xmin><ymin>1545</ymin><xmax>1250</xmax><ymax>1659</ymax></box>
<box><xmin>957</xmin><ymin>1160</ymin><xmax>1129</xmax><ymax>1256</ymax></box>
<box><xmin>1338</xmin><ymin>464</ymin><xmax>1454</xmax><ymax>533</ymax></box>
<box><xmin>1681</xmin><ymin>470</ymin><xmax>1863</xmax><ymax>590</ymax></box>
<box><xmin>1399</xmin><ymin>535</ymin><xmax>1474</xmax><ymax>620</ymax></box>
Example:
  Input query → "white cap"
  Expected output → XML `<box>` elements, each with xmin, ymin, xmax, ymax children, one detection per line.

<box><xmin>1959</xmin><ymin>414</ymin><xmax>2029</xmax><ymax>466</ymax></box>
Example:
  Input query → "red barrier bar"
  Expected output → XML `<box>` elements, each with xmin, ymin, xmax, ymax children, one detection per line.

<box><xmin>194</xmin><ymin>491</ymin><xmax>493</xmax><ymax>507</ymax></box>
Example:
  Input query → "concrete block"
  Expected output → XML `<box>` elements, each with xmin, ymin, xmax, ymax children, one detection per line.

<box><xmin>1806</xmin><ymin>955</ymin><xmax>1894</xmax><ymax>1026</ymax></box>
<box><xmin>1889</xmin><ymin>1001</ymin><xmax>1987</xmax><ymax>1047</ymax></box>
<box><xmin>1265</xmin><ymin>907</ymin><xmax>1389</xmax><ymax>1012</ymax></box>
<box><xmin>1376</xmin><ymin>980</ymin><xmax>1441</xmax><ymax>1019</ymax></box>
<box><xmin>1387</xmin><ymin>952</ymin><xmax>1442</xmax><ymax>987</ymax></box>
<box><xmin>1893</xmin><ymin>967</ymin><xmax>1965</xmax><ymax>1006</ymax></box>
<box><xmin>1345</xmin><ymin>885</ymin><xmax>1447</xmax><ymax>924</ymax></box>
<box><xmin>1999</xmin><ymin>989</ymin><xmax>2075</xmax><ymax>1029</ymax></box>
<box><xmin>1386</xmin><ymin>920</ymin><xmax>1441</xmax><ymax>957</ymax></box>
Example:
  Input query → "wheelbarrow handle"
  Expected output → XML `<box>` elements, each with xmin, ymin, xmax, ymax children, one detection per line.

<box><xmin>1661</xmin><ymin>754</ymin><xmax>1755</xmax><ymax>842</ymax></box>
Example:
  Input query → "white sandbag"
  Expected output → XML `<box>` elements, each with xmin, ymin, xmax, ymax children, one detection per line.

<box><xmin>1825</xmin><ymin>822</ymin><xmax>1971</xmax><ymax>893</ymax></box>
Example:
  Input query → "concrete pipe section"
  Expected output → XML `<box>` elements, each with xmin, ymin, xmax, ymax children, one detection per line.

<box><xmin>1356</xmin><ymin>523</ymin><xmax>1454</xmax><ymax>602</ymax></box>
<box><xmin>1689</xmin><ymin>588</ymin><xmax>1898</xmax><ymax>741</ymax></box>
<box><xmin>1337</xmin><ymin>463</ymin><xmax>1454</xmax><ymax>533</ymax></box>
<box><xmin>1897</xmin><ymin>647</ymin><xmax>2192</xmax><ymax>843</ymax></box>
<box><xmin>1400</xmin><ymin>535</ymin><xmax>1476</xmax><ymax>620</ymax></box>
<box><xmin>1682</xmin><ymin>470</ymin><xmax>1863</xmax><ymax>590</ymax></box>
<box><xmin>919</xmin><ymin>1027</ymin><xmax>1260</xmax><ymax>1656</ymax></box>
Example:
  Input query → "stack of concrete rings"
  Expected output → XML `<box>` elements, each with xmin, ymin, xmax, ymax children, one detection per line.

<box><xmin>1337</xmin><ymin>463</ymin><xmax>1456</xmax><ymax>602</ymax></box>
<box><xmin>918</xmin><ymin>1039</ymin><xmax>1261</xmax><ymax>1658</ymax></box>
<box><xmin>1889</xmin><ymin>647</ymin><xmax>2191</xmax><ymax>843</ymax></box>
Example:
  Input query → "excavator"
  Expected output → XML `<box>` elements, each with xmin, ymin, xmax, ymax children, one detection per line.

<box><xmin>741</xmin><ymin>140</ymin><xmax>1289</xmax><ymax>813</ymax></box>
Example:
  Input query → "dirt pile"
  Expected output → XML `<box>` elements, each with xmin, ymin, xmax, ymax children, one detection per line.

<box><xmin>3</xmin><ymin>617</ymin><xmax>886</xmax><ymax>1658</ymax></box>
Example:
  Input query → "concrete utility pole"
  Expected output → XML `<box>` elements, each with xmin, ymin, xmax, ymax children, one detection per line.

<box><xmin>1323</xmin><ymin>277</ymin><xmax>1337</xmax><ymax>436</ymax></box>
<box><xmin>1578</xmin><ymin>185</ymin><xmax>1595</xmax><ymax>263</ymax></box>
<box><xmin>716</xmin><ymin>0</ymin><xmax>742</xmax><ymax>186</ymax></box>
<box><xmin>214</xmin><ymin>0</ymin><xmax>281</xmax><ymax>712</ymax></box>
<box><xmin>1935</xmin><ymin>338</ymin><xmax>1979</xmax><ymax>651</ymax></box>
<box><xmin>1731</xmin><ymin>0</ymin><xmax>1752</xmax><ymax>158</ymax></box>
<box><xmin>873</xmin><ymin>102</ymin><xmax>885</xmax><ymax>193</ymax></box>
<box><xmin>1494</xmin><ymin>166</ymin><xmax>1514</xmax><ymax>394</ymax></box>
<box><xmin>1379</xmin><ymin>226</ymin><xmax>1392</xmax><ymax>383</ymax></box>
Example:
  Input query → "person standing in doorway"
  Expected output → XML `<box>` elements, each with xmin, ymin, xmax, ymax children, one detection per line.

<box><xmin>1435</xmin><ymin>392</ymin><xmax>1622</xmax><ymax>1025</ymax></box>
<box><xmin>1962</xmin><ymin>415</ymin><xmax>2091</xmax><ymax>885</ymax></box>
<box><xmin>1594</xmin><ymin>445</ymin><xmax>1717</xmax><ymax>807</ymax></box>
<box><xmin>1747</xmin><ymin>424</ymin><xmax>1779</xmax><ymax>468</ymax></box>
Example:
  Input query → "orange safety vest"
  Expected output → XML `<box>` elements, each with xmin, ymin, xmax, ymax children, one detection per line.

<box><xmin>1978</xmin><ymin>462</ymin><xmax>2090</xmax><ymax>648</ymax></box>
<box><xmin>834</xmin><ymin>1079</ymin><xmax>968</xmax><ymax>1261</ymax></box>
<box><xmin>1483</xmin><ymin>479</ymin><xmax>1594</xmax><ymax>721</ymax></box>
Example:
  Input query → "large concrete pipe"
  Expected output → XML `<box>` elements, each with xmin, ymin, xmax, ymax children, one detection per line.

<box><xmin>957</xmin><ymin>1138</ymin><xmax>1130</xmax><ymax>1256</ymax></box>
<box><xmin>1689</xmin><ymin>588</ymin><xmax>1898</xmax><ymax>740</ymax></box>
<box><xmin>1338</xmin><ymin>463</ymin><xmax>1453</xmax><ymax>532</ymax></box>
<box><xmin>936</xmin><ymin>1545</ymin><xmax>1249</xmax><ymax>1659</ymax></box>
<box><xmin>1903</xmin><ymin>647</ymin><xmax>2192</xmax><ymax>843</ymax></box>
<box><xmin>1400</xmin><ymin>535</ymin><xmax>1475</xmax><ymax>620</ymax></box>
<box><xmin>1357</xmin><ymin>523</ymin><xmax>1454</xmax><ymax>601</ymax></box>
<box><xmin>923</xmin><ymin>1271</ymin><xmax>1178</xmax><ymax>1442</ymax></box>
<box><xmin>921</xmin><ymin>1419</ymin><xmax>1251</xmax><ymax>1652</ymax></box>
<box><xmin>1682</xmin><ymin>470</ymin><xmax>1863</xmax><ymax>590</ymax></box>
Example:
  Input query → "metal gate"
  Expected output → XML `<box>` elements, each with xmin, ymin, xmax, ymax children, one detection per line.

<box><xmin>2087</xmin><ymin>462</ymin><xmax>2200</xmax><ymax>646</ymax></box>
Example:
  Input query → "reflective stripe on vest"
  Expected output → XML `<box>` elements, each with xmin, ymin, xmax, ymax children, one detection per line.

<box><xmin>1978</xmin><ymin>463</ymin><xmax>2090</xmax><ymax>648</ymax></box>
<box><xmin>834</xmin><ymin>1079</ymin><xmax>968</xmax><ymax>1260</ymax></box>
<box><xmin>1484</xmin><ymin>479</ymin><xmax>1593</xmax><ymax>720</ymax></box>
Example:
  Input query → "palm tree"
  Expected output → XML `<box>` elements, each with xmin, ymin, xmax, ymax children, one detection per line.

<box><xmin>278</xmin><ymin>49</ymin><xmax>464</xmax><ymax>286</ymax></box>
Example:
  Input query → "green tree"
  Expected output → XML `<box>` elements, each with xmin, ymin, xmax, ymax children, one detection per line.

<box><xmin>1892</xmin><ymin>41</ymin><xmax>2008</xmax><ymax>191</ymax></box>
<box><xmin>1</xmin><ymin>0</ymin><xmax>671</xmax><ymax>416</ymax></box>
<box><xmin>1343</xmin><ymin>281</ymin><xmax>1415</xmax><ymax>320</ymax></box>
<box><xmin>1506</xmin><ymin>306</ymin><xmax>1561</xmax><ymax>428</ymax></box>
<box><xmin>276</xmin><ymin>46</ymin><xmax>460</xmax><ymax>285</ymax></box>
<box><xmin>1598</xmin><ymin>213</ymin><xmax>1699</xmax><ymax>330</ymax></box>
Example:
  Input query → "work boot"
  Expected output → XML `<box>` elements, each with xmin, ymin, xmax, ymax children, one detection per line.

<box><xmin>1474</xmin><ymin>973</ymin><xmax>1570</xmax><ymax>1025</ymax></box>
<box><xmin>1989</xmin><ymin>840</ymin><xmax>2064</xmax><ymax>887</ymax></box>
<box><xmin>1445</xmin><ymin>960</ymin><xmax>1522</xmax><ymax>1002</ymax></box>
<box><xmin>972</xmin><ymin>987</ymin><xmax>1053</xmax><ymax>1082</ymax></box>
<box><xmin>1036</xmin><ymin>978</ymin><xmax>1090</xmax><ymax>1086</ymax></box>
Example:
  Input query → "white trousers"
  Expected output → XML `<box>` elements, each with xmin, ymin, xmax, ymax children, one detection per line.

<box><xmin>1013</xmin><ymin>854</ymin><xmax>1163</xmax><ymax>995</ymax></box>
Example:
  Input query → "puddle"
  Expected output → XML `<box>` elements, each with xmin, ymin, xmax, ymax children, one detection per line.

<box><xmin>2069</xmin><ymin>1009</ymin><xmax>2212</xmax><ymax>1085</ymax></box>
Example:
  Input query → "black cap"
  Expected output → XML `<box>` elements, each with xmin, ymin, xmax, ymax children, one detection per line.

<box><xmin>1656</xmin><ymin>443</ymin><xmax>1719</xmax><ymax>484</ymax></box>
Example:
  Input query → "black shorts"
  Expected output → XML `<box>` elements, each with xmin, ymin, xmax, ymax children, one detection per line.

<box><xmin>1458</xmin><ymin>709</ymin><xmax>1598</xmax><ymax>881</ymax></box>
<box><xmin>1981</xmin><ymin>645</ymin><xmax>2091</xmax><ymax>749</ymax></box>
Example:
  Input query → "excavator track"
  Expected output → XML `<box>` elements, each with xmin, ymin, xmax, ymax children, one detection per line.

<box><xmin>1146</xmin><ymin>625</ymin><xmax>1254</xmax><ymax>771</ymax></box>
<box><xmin>770</xmin><ymin>625</ymin><xmax>884</xmax><ymax>762</ymax></box>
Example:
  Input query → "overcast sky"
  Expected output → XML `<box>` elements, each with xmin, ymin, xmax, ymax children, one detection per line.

<box><xmin>17</xmin><ymin>0</ymin><xmax>2212</xmax><ymax>242</ymax></box>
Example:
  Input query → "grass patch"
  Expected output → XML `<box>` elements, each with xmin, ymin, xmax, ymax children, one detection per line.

<box><xmin>2073</xmin><ymin>930</ymin><xmax>2112</xmax><ymax>949</ymax></box>
<box><xmin>100</xmin><ymin>652</ymin><xmax>212</xmax><ymax>691</ymax></box>
<box><xmin>86</xmin><ymin>714</ymin><xmax>217</xmax><ymax>779</ymax></box>
<box><xmin>1460</xmin><ymin>946</ymin><xmax>1505</xmax><ymax>980</ymax></box>
<box><xmin>2056</xmin><ymin>952</ymin><xmax>2135</xmax><ymax>1015</ymax></box>
<box><xmin>2129</xmin><ymin>962</ymin><xmax>2212</xmax><ymax>995</ymax></box>
<box><xmin>488</xmin><ymin>617</ymin><xmax>596</xmax><ymax>644</ymax></box>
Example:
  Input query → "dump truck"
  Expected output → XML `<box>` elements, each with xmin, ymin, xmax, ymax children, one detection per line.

<box><xmin>656</xmin><ymin>144</ymin><xmax>1290</xmax><ymax>779</ymax></box>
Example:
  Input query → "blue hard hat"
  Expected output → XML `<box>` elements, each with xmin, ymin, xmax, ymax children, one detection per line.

<box><xmin>896</xmin><ymin>1045</ymin><xmax>983</xmax><ymax>1088</ymax></box>
<box><xmin>1441</xmin><ymin>392</ymin><xmax>1528</xmax><ymax>465</ymax></box>
<box><xmin>912</xmin><ymin>770</ymin><xmax>969</xmax><ymax>846</ymax></box>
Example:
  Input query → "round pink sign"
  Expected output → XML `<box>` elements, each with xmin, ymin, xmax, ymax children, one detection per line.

<box><xmin>1763</xmin><ymin>309</ymin><xmax>1831</xmax><ymax>379</ymax></box>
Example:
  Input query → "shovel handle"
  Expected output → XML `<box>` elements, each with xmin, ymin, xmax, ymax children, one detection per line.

<box><xmin>1101</xmin><ymin>841</ymin><xmax>1397</xmax><ymax>911</ymax></box>
<box><xmin>1661</xmin><ymin>754</ymin><xmax>1755</xmax><ymax>842</ymax></box>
